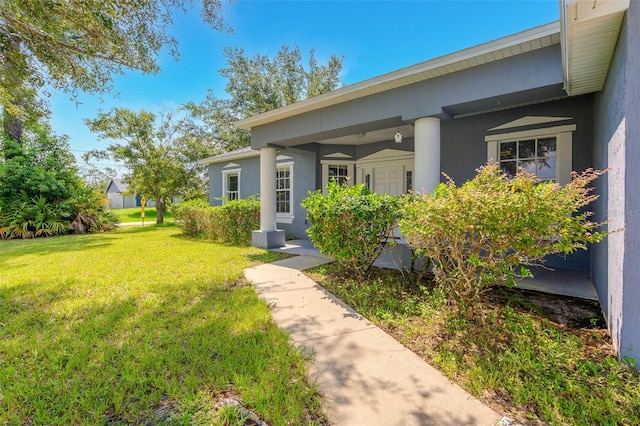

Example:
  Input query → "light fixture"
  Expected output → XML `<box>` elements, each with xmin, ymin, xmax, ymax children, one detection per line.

<box><xmin>394</xmin><ymin>125</ymin><xmax>402</xmax><ymax>144</ymax></box>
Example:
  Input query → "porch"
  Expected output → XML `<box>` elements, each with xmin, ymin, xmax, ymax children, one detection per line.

<box><xmin>272</xmin><ymin>239</ymin><xmax>599</xmax><ymax>301</ymax></box>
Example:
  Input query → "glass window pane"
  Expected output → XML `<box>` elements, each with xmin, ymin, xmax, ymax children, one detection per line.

<box><xmin>228</xmin><ymin>175</ymin><xmax>238</xmax><ymax>192</ymax></box>
<box><xmin>518</xmin><ymin>159</ymin><xmax>536</xmax><ymax>175</ymax></box>
<box><xmin>500</xmin><ymin>142</ymin><xmax>516</xmax><ymax>160</ymax></box>
<box><xmin>518</xmin><ymin>139</ymin><xmax>536</xmax><ymax>159</ymax></box>
<box><xmin>536</xmin><ymin>158</ymin><xmax>557</xmax><ymax>178</ymax></box>
<box><xmin>500</xmin><ymin>160</ymin><xmax>517</xmax><ymax>178</ymax></box>
<box><xmin>537</xmin><ymin>137</ymin><xmax>557</xmax><ymax>159</ymax></box>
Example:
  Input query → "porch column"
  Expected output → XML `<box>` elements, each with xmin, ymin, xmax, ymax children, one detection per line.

<box><xmin>413</xmin><ymin>117</ymin><xmax>441</xmax><ymax>193</ymax></box>
<box><xmin>252</xmin><ymin>147</ymin><xmax>285</xmax><ymax>248</ymax></box>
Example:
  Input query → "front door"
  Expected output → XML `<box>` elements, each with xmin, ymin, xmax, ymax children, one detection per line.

<box><xmin>374</xmin><ymin>166</ymin><xmax>404</xmax><ymax>196</ymax></box>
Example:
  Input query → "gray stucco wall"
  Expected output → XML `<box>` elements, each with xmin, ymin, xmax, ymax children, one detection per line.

<box><xmin>441</xmin><ymin>97</ymin><xmax>594</xmax><ymax>271</ymax></box>
<box><xmin>207</xmin><ymin>150</ymin><xmax>316</xmax><ymax>239</ymax></box>
<box><xmin>208</xmin><ymin>156</ymin><xmax>261</xmax><ymax>205</ymax></box>
<box><xmin>592</xmin><ymin>3</ymin><xmax>640</xmax><ymax>363</ymax></box>
<box><xmin>250</xmin><ymin>45</ymin><xmax>565</xmax><ymax>149</ymax></box>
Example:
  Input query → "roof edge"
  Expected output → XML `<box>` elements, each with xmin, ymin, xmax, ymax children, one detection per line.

<box><xmin>198</xmin><ymin>148</ymin><xmax>260</xmax><ymax>165</ymax></box>
<box><xmin>236</xmin><ymin>21</ymin><xmax>561</xmax><ymax>130</ymax></box>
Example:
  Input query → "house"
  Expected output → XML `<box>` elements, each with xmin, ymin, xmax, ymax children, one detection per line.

<box><xmin>200</xmin><ymin>0</ymin><xmax>639</xmax><ymax>364</ymax></box>
<box><xmin>105</xmin><ymin>178</ymin><xmax>156</xmax><ymax>209</ymax></box>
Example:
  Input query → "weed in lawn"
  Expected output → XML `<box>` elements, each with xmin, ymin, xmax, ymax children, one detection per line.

<box><xmin>308</xmin><ymin>263</ymin><xmax>640</xmax><ymax>425</ymax></box>
<box><xmin>0</xmin><ymin>226</ymin><xmax>327</xmax><ymax>425</ymax></box>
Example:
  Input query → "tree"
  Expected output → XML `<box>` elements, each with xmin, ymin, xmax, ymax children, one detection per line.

<box><xmin>84</xmin><ymin>108</ymin><xmax>208</xmax><ymax>224</ymax></box>
<box><xmin>183</xmin><ymin>45</ymin><xmax>343</xmax><ymax>154</ymax></box>
<box><xmin>0</xmin><ymin>0</ymin><xmax>227</xmax><ymax>145</ymax></box>
<box><xmin>0</xmin><ymin>119</ymin><xmax>116</xmax><ymax>239</ymax></box>
<box><xmin>0</xmin><ymin>120</ymin><xmax>80</xmax><ymax>203</ymax></box>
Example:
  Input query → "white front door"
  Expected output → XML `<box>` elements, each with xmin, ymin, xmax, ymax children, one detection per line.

<box><xmin>374</xmin><ymin>166</ymin><xmax>403</xmax><ymax>196</ymax></box>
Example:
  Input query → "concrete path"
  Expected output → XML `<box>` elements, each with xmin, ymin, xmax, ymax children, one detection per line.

<box><xmin>244</xmin><ymin>254</ymin><xmax>503</xmax><ymax>425</ymax></box>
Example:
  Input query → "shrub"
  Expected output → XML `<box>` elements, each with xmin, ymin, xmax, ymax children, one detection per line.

<box><xmin>0</xmin><ymin>192</ymin><xmax>69</xmax><ymax>239</ymax></box>
<box><xmin>215</xmin><ymin>197</ymin><xmax>260</xmax><ymax>245</ymax></box>
<box><xmin>173</xmin><ymin>200</ymin><xmax>211</xmax><ymax>238</ymax></box>
<box><xmin>301</xmin><ymin>180</ymin><xmax>403</xmax><ymax>276</ymax></box>
<box><xmin>400</xmin><ymin>163</ymin><xmax>606</xmax><ymax>317</ymax></box>
<box><xmin>69</xmin><ymin>187</ymin><xmax>118</xmax><ymax>234</ymax></box>
<box><xmin>173</xmin><ymin>198</ymin><xmax>259</xmax><ymax>245</ymax></box>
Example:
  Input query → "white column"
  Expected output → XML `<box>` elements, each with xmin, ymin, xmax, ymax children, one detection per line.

<box><xmin>259</xmin><ymin>147</ymin><xmax>277</xmax><ymax>231</ymax></box>
<box><xmin>414</xmin><ymin>117</ymin><xmax>441</xmax><ymax>193</ymax></box>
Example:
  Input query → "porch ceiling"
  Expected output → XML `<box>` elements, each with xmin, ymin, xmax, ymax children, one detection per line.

<box><xmin>317</xmin><ymin>124</ymin><xmax>415</xmax><ymax>145</ymax></box>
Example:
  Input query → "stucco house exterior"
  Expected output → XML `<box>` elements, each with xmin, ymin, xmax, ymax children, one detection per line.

<box><xmin>201</xmin><ymin>0</ymin><xmax>638</xmax><ymax>363</ymax></box>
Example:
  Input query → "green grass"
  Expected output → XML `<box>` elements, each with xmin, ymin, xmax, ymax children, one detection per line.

<box><xmin>308</xmin><ymin>264</ymin><xmax>640</xmax><ymax>425</ymax></box>
<box><xmin>0</xmin><ymin>225</ymin><xmax>326</xmax><ymax>425</ymax></box>
<box><xmin>111</xmin><ymin>207</ymin><xmax>174</xmax><ymax>223</ymax></box>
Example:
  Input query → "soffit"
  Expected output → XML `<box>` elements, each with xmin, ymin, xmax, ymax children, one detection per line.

<box><xmin>561</xmin><ymin>0</ymin><xmax>629</xmax><ymax>96</ymax></box>
<box><xmin>236</xmin><ymin>22</ymin><xmax>561</xmax><ymax>130</ymax></box>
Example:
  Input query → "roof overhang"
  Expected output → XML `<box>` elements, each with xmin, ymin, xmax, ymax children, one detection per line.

<box><xmin>236</xmin><ymin>22</ymin><xmax>561</xmax><ymax>130</ymax></box>
<box><xmin>198</xmin><ymin>147</ymin><xmax>260</xmax><ymax>165</ymax></box>
<box><xmin>561</xmin><ymin>0</ymin><xmax>630</xmax><ymax>96</ymax></box>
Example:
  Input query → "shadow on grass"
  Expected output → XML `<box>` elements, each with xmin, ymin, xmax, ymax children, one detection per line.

<box><xmin>0</xmin><ymin>232</ymin><xmax>117</xmax><ymax>265</ymax></box>
<box><xmin>0</xmin><ymin>276</ymin><xmax>327</xmax><ymax>425</ymax></box>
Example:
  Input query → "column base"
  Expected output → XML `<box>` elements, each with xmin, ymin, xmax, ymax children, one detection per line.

<box><xmin>252</xmin><ymin>230</ymin><xmax>285</xmax><ymax>249</ymax></box>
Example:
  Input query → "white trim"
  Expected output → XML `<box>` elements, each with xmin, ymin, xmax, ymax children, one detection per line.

<box><xmin>323</xmin><ymin>152</ymin><xmax>353</xmax><ymax>159</ymax></box>
<box><xmin>357</xmin><ymin>149</ymin><xmax>414</xmax><ymax>165</ymax></box>
<box><xmin>485</xmin><ymin>124</ymin><xmax>576</xmax><ymax>142</ymax></box>
<box><xmin>221</xmin><ymin>169</ymin><xmax>241</xmax><ymax>201</ymax></box>
<box><xmin>488</xmin><ymin>116</ymin><xmax>573</xmax><ymax>131</ymax></box>
<box><xmin>276</xmin><ymin>155</ymin><xmax>293</xmax><ymax>161</ymax></box>
<box><xmin>222</xmin><ymin>162</ymin><xmax>240</xmax><ymax>169</ymax></box>
<box><xmin>486</xmin><ymin>123</ymin><xmax>575</xmax><ymax>184</ymax></box>
<box><xmin>199</xmin><ymin>149</ymin><xmax>259</xmax><ymax>165</ymax></box>
<box><xmin>321</xmin><ymin>161</ymin><xmax>356</xmax><ymax>194</ymax></box>
<box><xmin>275</xmin><ymin>163</ymin><xmax>294</xmax><ymax>222</ymax></box>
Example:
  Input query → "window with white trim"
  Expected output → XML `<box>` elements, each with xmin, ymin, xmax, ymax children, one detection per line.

<box><xmin>485</xmin><ymin>123</ymin><xmax>575</xmax><ymax>185</ymax></box>
<box><xmin>498</xmin><ymin>137</ymin><xmax>557</xmax><ymax>180</ymax></box>
<box><xmin>276</xmin><ymin>164</ymin><xmax>292</xmax><ymax>218</ymax></box>
<box><xmin>328</xmin><ymin>164</ymin><xmax>349</xmax><ymax>185</ymax></box>
<box><xmin>222</xmin><ymin>170</ymin><xmax>240</xmax><ymax>201</ymax></box>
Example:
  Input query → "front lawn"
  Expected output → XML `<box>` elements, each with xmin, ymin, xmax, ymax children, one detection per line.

<box><xmin>0</xmin><ymin>225</ymin><xmax>326</xmax><ymax>425</ymax></box>
<box><xmin>307</xmin><ymin>264</ymin><xmax>640</xmax><ymax>425</ymax></box>
<box><xmin>111</xmin><ymin>207</ymin><xmax>174</xmax><ymax>223</ymax></box>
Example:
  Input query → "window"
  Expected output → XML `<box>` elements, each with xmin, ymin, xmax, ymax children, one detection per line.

<box><xmin>406</xmin><ymin>170</ymin><xmax>413</xmax><ymax>192</ymax></box>
<box><xmin>222</xmin><ymin>170</ymin><xmax>240</xmax><ymax>201</ymax></box>
<box><xmin>328</xmin><ymin>164</ymin><xmax>349</xmax><ymax>185</ymax></box>
<box><xmin>498</xmin><ymin>137</ymin><xmax>557</xmax><ymax>180</ymax></box>
<box><xmin>276</xmin><ymin>165</ymin><xmax>292</xmax><ymax>216</ymax></box>
<box><xmin>485</xmin><ymin>123</ymin><xmax>575</xmax><ymax>185</ymax></box>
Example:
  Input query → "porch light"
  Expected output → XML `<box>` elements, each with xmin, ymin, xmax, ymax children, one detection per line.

<box><xmin>394</xmin><ymin>125</ymin><xmax>402</xmax><ymax>143</ymax></box>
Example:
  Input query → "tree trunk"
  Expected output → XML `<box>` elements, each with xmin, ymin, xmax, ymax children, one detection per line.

<box><xmin>2</xmin><ymin>34</ymin><xmax>24</xmax><ymax>147</ymax></box>
<box><xmin>156</xmin><ymin>198</ymin><xmax>165</xmax><ymax>224</ymax></box>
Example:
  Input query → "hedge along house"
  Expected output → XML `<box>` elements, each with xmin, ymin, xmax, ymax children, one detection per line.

<box><xmin>201</xmin><ymin>0</ymin><xmax>639</xmax><ymax>362</ymax></box>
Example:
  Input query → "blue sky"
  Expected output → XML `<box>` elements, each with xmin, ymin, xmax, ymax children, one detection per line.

<box><xmin>49</xmin><ymin>0</ymin><xmax>559</xmax><ymax>171</ymax></box>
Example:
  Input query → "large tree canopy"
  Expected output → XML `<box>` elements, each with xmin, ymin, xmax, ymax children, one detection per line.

<box><xmin>0</xmin><ymin>0</ymin><xmax>227</xmax><ymax>142</ymax></box>
<box><xmin>183</xmin><ymin>45</ymin><xmax>343</xmax><ymax>154</ymax></box>
<box><xmin>84</xmin><ymin>108</ymin><xmax>209</xmax><ymax>224</ymax></box>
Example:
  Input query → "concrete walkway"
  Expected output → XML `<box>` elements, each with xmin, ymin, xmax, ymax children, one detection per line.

<box><xmin>244</xmin><ymin>249</ymin><xmax>503</xmax><ymax>425</ymax></box>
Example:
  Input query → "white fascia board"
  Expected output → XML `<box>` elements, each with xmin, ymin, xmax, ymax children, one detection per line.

<box><xmin>198</xmin><ymin>150</ymin><xmax>260</xmax><ymax>165</ymax></box>
<box><xmin>235</xmin><ymin>22</ymin><xmax>561</xmax><ymax>130</ymax></box>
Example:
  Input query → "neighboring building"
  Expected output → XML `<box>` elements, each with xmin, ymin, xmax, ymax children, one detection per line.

<box><xmin>105</xmin><ymin>179</ymin><xmax>156</xmax><ymax>209</ymax></box>
<box><xmin>201</xmin><ymin>1</ymin><xmax>638</xmax><ymax>363</ymax></box>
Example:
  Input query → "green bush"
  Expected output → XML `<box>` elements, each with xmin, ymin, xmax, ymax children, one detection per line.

<box><xmin>400</xmin><ymin>163</ymin><xmax>606</xmax><ymax>317</ymax></box>
<box><xmin>0</xmin><ymin>192</ymin><xmax>69</xmax><ymax>239</ymax></box>
<box><xmin>173</xmin><ymin>198</ymin><xmax>260</xmax><ymax>245</ymax></box>
<box><xmin>69</xmin><ymin>187</ymin><xmax>118</xmax><ymax>234</ymax></box>
<box><xmin>301</xmin><ymin>181</ymin><xmax>403</xmax><ymax>276</ymax></box>
<box><xmin>172</xmin><ymin>200</ymin><xmax>211</xmax><ymax>238</ymax></box>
